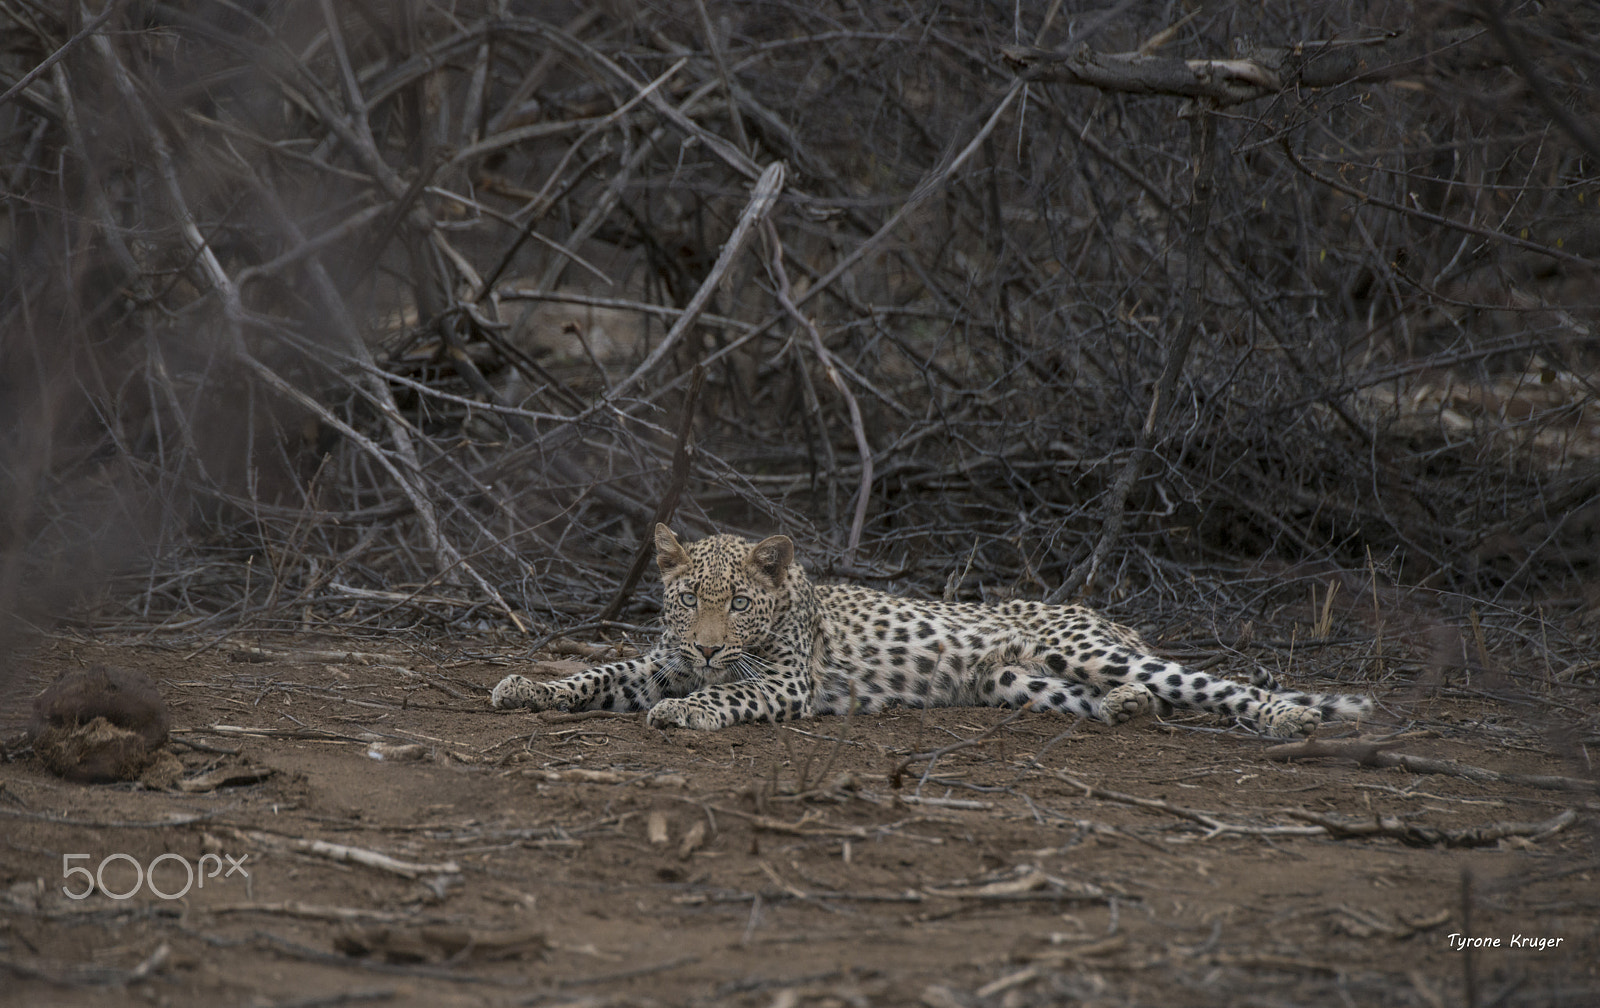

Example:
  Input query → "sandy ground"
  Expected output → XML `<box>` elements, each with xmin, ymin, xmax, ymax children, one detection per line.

<box><xmin>1</xmin><ymin>633</ymin><xmax>1595</xmax><ymax>1007</ymax></box>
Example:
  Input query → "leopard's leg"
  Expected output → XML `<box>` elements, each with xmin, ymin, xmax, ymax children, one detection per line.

<box><xmin>969</xmin><ymin>644</ymin><xmax>1143</xmax><ymax>723</ymax></box>
<box><xmin>646</xmin><ymin>669</ymin><xmax>812</xmax><ymax>730</ymax></box>
<box><xmin>982</xmin><ymin>666</ymin><xmax>1148</xmax><ymax>724</ymax></box>
<box><xmin>1076</xmin><ymin>646</ymin><xmax>1345</xmax><ymax>738</ymax></box>
<box><xmin>491</xmin><ymin>650</ymin><xmax>674</xmax><ymax>713</ymax></box>
<box><xmin>1131</xmin><ymin>650</ymin><xmax>1309</xmax><ymax>735</ymax></box>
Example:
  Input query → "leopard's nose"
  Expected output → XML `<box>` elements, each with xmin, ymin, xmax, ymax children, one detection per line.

<box><xmin>695</xmin><ymin>644</ymin><xmax>721</xmax><ymax>662</ymax></box>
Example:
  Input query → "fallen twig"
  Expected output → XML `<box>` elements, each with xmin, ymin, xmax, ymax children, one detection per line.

<box><xmin>177</xmin><ymin>766</ymin><xmax>275</xmax><ymax>793</ymax></box>
<box><xmin>534</xmin><ymin>709</ymin><xmax>632</xmax><ymax>723</ymax></box>
<box><xmin>333</xmin><ymin>923</ymin><xmax>547</xmax><ymax>963</ymax></box>
<box><xmin>247</xmin><ymin>930</ymin><xmax>516</xmax><ymax>984</ymax></box>
<box><xmin>206</xmin><ymin>901</ymin><xmax>429</xmax><ymax>924</ymax></box>
<box><xmin>889</xmin><ymin>705</ymin><xmax>1032</xmax><ymax>789</ymax></box>
<box><xmin>1264</xmin><ymin>739</ymin><xmax>1600</xmax><ymax>793</ymax></box>
<box><xmin>226</xmin><ymin>828</ymin><xmax>461</xmax><ymax>878</ymax></box>
<box><xmin>176</xmin><ymin>725</ymin><xmax>368</xmax><ymax>743</ymax></box>
<box><xmin>0</xmin><ymin>807</ymin><xmax>226</xmax><ymax>829</ymax></box>
<box><xmin>701</xmin><ymin>803</ymin><xmax>940</xmax><ymax>840</ymax></box>
<box><xmin>1283</xmin><ymin>808</ymin><xmax>1578</xmax><ymax>847</ymax></box>
<box><xmin>896</xmin><ymin>795</ymin><xmax>994</xmax><ymax>810</ymax></box>
<box><xmin>1041</xmin><ymin>771</ymin><xmax>1326</xmax><ymax>839</ymax></box>
<box><xmin>922</xmin><ymin>865</ymin><xmax>1110</xmax><ymax>901</ymax></box>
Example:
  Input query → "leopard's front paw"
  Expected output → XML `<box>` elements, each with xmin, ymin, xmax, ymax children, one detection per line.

<box><xmin>1260</xmin><ymin>702</ymin><xmax>1321</xmax><ymax>739</ymax></box>
<box><xmin>491</xmin><ymin>674</ymin><xmax>560</xmax><ymax>711</ymax></box>
<box><xmin>1099</xmin><ymin>682</ymin><xmax>1153</xmax><ymax>725</ymax></box>
<box><xmin>645</xmin><ymin>697</ymin><xmax>729</xmax><ymax>731</ymax></box>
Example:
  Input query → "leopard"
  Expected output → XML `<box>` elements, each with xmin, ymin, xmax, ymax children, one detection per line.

<box><xmin>490</xmin><ymin>525</ymin><xmax>1372</xmax><ymax>737</ymax></box>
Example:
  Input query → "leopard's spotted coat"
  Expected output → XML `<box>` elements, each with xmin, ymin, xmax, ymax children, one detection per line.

<box><xmin>490</xmin><ymin>526</ymin><xmax>1371</xmax><ymax>736</ymax></box>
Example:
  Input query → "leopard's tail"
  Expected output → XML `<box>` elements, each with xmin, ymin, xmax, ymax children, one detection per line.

<box><xmin>1277</xmin><ymin>689</ymin><xmax>1373</xmax><ymax>722</ymax></box>
<box><xmin>1247</xmin><ymin>666</ymin><xmax>1372</xmax><ymax>723</ymax></box>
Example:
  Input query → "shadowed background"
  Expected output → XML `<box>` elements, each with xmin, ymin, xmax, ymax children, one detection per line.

<box><xmin>1</xmin><ymin>1</ymin><xmax>1596</xmax><ymax>726</ymax></box>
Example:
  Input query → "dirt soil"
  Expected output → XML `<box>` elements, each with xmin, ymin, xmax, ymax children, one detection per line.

<box><xmin>1</xmin><ymin>634</ymin><xmax>1595</xmax><ymax>1008</ymax></box>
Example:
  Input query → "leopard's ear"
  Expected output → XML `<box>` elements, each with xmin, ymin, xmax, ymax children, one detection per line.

<box><xmin>655</xmin><ymin>524</ymin><xmax>691</xmax><ymax>578</ymax></box>
<box><xmin>747</xmin><ymin>534</ymin><xmax>794</xmax><ymax>589</ymax></box>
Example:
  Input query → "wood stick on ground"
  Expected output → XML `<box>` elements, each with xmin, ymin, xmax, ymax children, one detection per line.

<box><xmin>1044</xmin><ymin>771</ymin><xmax>1326</xmax><ymax>839</ymax></box>
<box><xmin>227</xmin><ymin>828</ymin><xmax>461</xmax><ymax>878</ymax></box>
<box><xmin>534</xmin><ymin>709</ymin><xmax>632</xmax><ymax>723</ymax></box>
<box><xmin>1264</xmin><ymin>739</ymin><xmax>1600</xmax><ymax>793</ymax></box>
<box><xmin>698</xmin><ymin>803</ymin><xmax>940</xmax><ymax>840</ymax></box>
<box><xmin>1283</xmin><ymin>808</ymin><xmax>1577</xmax><ymax>848</ymax></box>
<box><xmin>889</xmin><ymin>704</ymin><xmax>1032</xmax><ymax>789</ymax></box>
<box><xmin>205</xmin><ymin>901</ymin><xmax>429</xmax><ymax>924</ymax></box>
<box><xmin>176</xmin><ymin>724</ymin><xmax>370</xmax><ymax>742</ymax></box>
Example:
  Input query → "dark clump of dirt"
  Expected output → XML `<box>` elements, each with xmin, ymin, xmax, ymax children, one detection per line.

<box><xmin>27</xmin><ymin>664</ymin><xmax>170</xmax><ymax>783</ymax></box>
<box><xmin>0</xmin><ymin>634</ymin><xmax>1595</xmax><ymax>1007</ymax></box>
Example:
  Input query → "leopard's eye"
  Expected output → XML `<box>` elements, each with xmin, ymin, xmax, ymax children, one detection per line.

<box><xmin>679</xmin><ymin>591</ymin><xmax>698</xmax><ymax>607</ymax></box>
<box><xmin>729</xmin><ymin>595</ymin><xmax>751</xmax><ymax>612</ymax></box>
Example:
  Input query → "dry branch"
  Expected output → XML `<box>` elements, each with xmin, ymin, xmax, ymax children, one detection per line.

<box><xmin>1283</xmin><ymin>808</ymin><xmax>1578</xmax><ymax>847</ymax></box>
<box><xmin>1000</xmin><ymin>25</ymin><xmax>1490</xmax><ymax>104</ymax></box>
<box><xmin>226</xmin><ymin>828</ymin><xmax>462</xmax><ymax>879</ymax></box>
<box><xmin>1054</xmin><ymin>101</ymin><xmax>1219</xmax><ymax>599</ymax></box>
<box><xmin>586</xmin><ymin>160</ymin><xmax>784</xmax><ymax>414</ymax></box>
<box><xmin>1277</xmin><ymin>140</ymin><xmax>1592</xmax><ymax>267</ymax></box>
<box><xmin>0</xmin><ymin>2</ymin><xmax>122</xmax><ymax>109</ymax></box>
<box><xmin>766</xmin><ymin>221</ymin><xmax>874</xmax><ymax>555</ymax></box>
<box><xmin>1043</xmin><ymin>771</ymin><xmax>1326</xmax><ymax>839</ymax></box>
<box><xmin>597</xmin><ymin>365</ymin><xmax>704</xmax><ymax>621</ymax></box>
<box><xmin>1264</xmin><ymin>739</ymin><xmax>1600</xmax><ymax>793</ymax></box>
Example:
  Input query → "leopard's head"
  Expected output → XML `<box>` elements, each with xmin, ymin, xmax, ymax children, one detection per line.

<box><xmin>654</xmin><ymin>524</ymin><xmax>794</xmax><ymax>682</ymax></box>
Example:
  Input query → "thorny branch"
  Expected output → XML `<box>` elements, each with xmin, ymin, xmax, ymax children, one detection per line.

<box><xmin>1052</xmin><ymin>101</ymin><xmax>1219</xmax><ymax>601</ymax></box>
